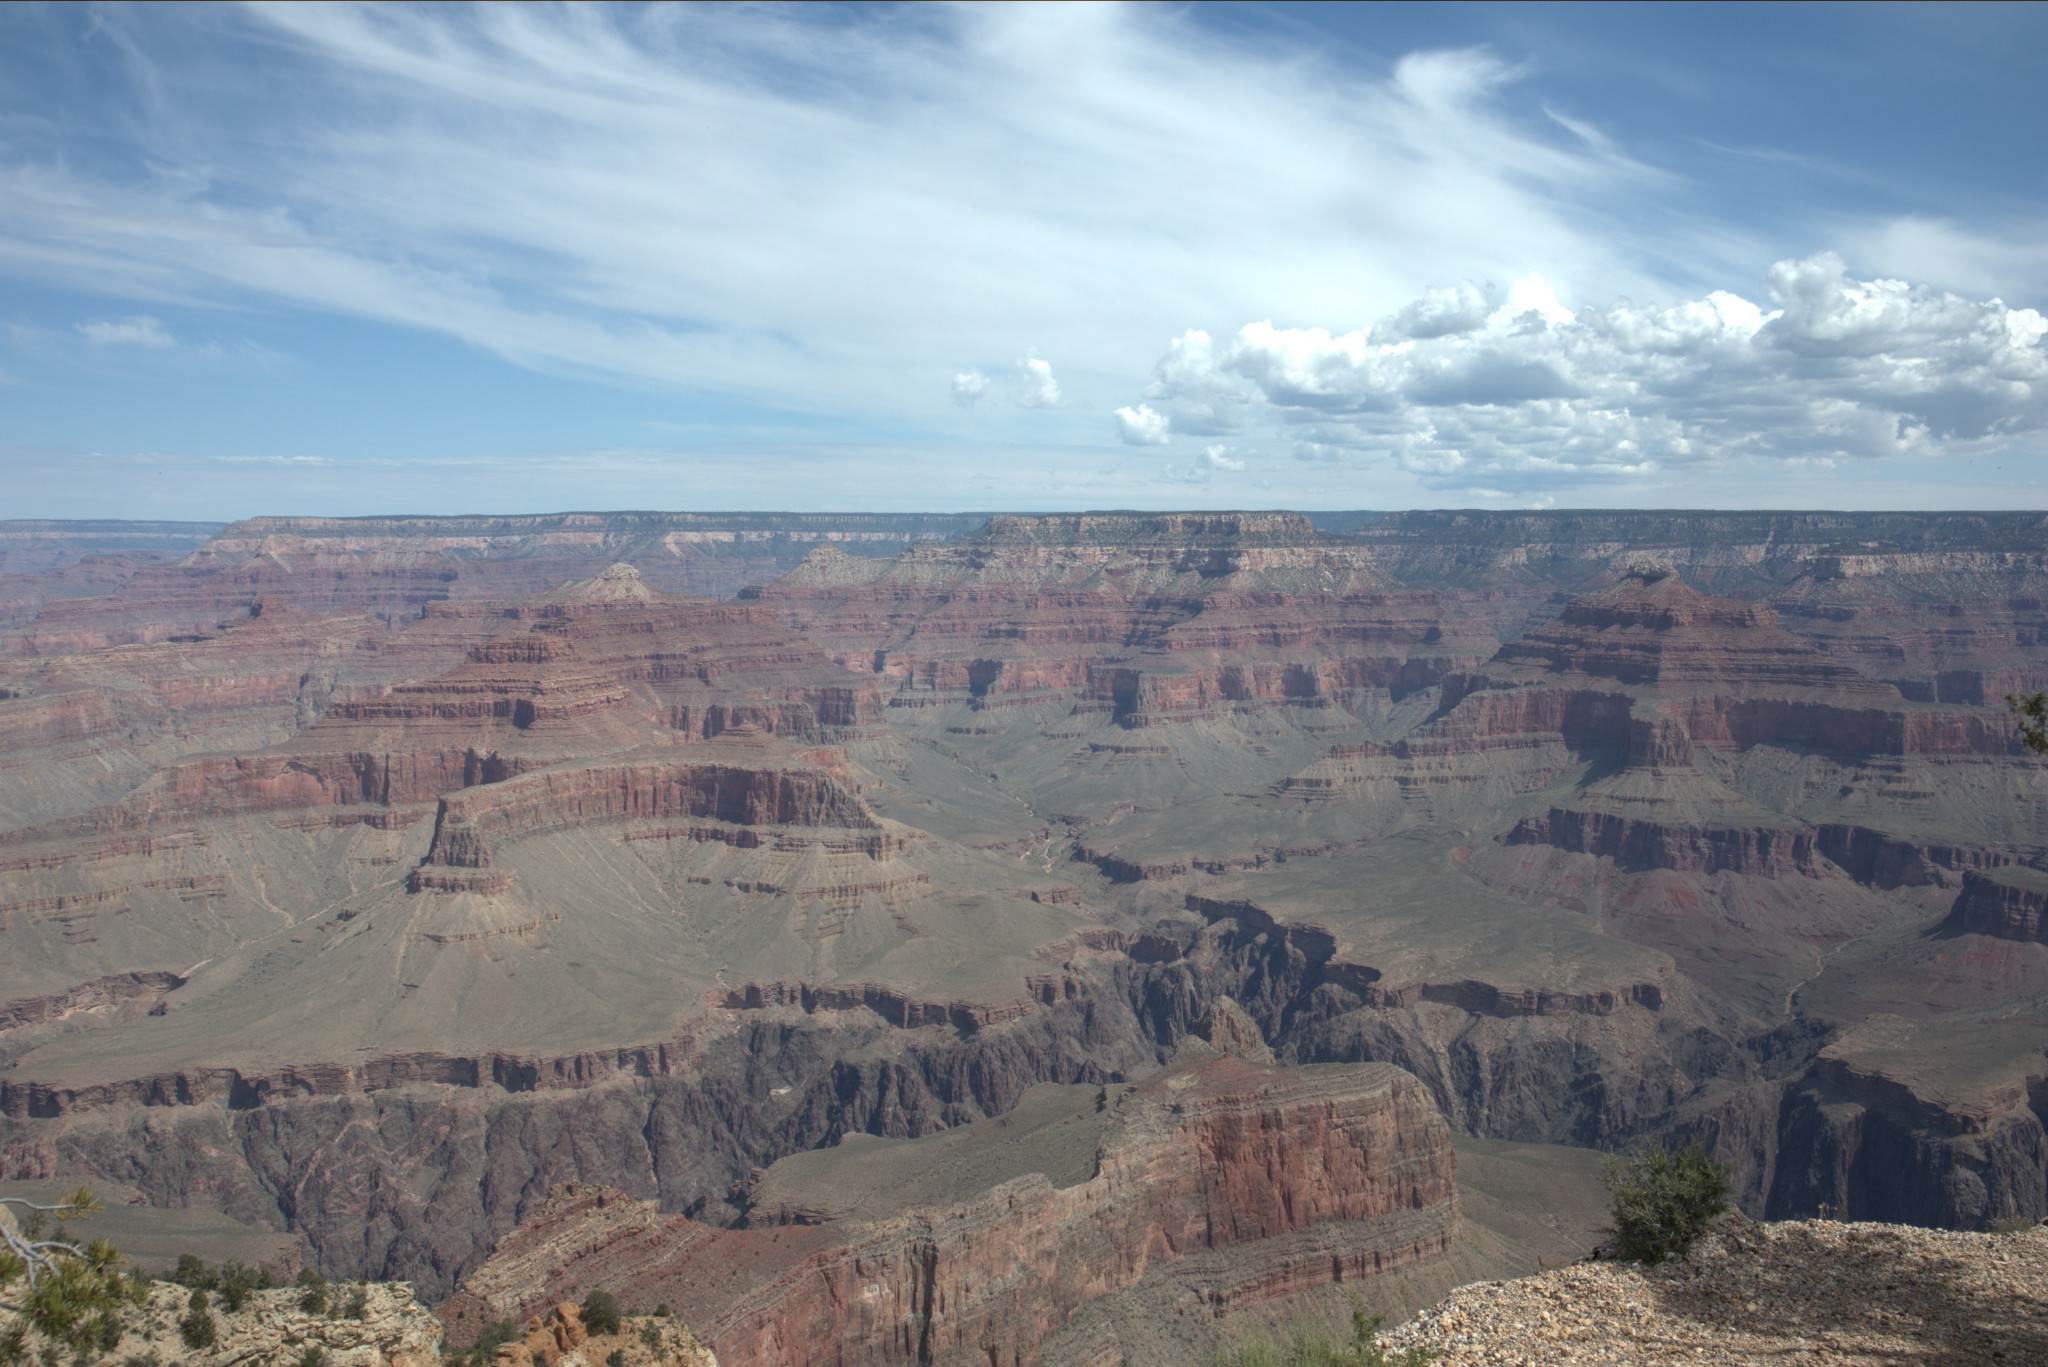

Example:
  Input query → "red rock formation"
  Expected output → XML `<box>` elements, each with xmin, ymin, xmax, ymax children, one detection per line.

<box><xmin>445</xmin><ymin>1052</ymin><xmax>1459</xmax><ymax>1367</ymax></box>
<box><xmin>743</xmin><ymin>514</ymin><xmax>1502</xmax><ymax>722</ymax></box>
<box><xmin>0</xmin><ymin>1023</ymin><xmax>736</xmax><ymax>1119</ymax></box>
<box><xmin>720</xmin><ymin>980</ymin><xmax>1036</xmax><ymax>1032</ymax></box>
<box><xmin>3</xmin><ymin>513</ymin><xmax>984</xmax><ymax>656</ymax></box>
<box><xmin>415</xmin><ymin>753</ymin><xmax>883</xmax><ymax>873</ymax></box>
<box><xmin>1506</xmin><ymin>809</ymin><xmax>1825</xmax><ymax>878</ymax></box>
<box><xmin>1489</xmin><ymin>569</ymin><xmax>1901</xmax><ymax>697</ymax></box>
<box><xmin>1815</xmin><ymin>825</ymin><xmax>2021</xmax><ymax>889</ymax></box>
<box><xmin>1944</xmin><ymin>868</ymin><xmax>2048</xmax><ymax>943</ymax></box>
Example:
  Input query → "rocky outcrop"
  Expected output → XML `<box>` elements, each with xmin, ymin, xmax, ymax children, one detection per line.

<box><xmin>0</xmin><ymin>969</ymin><xmax>184</xmax><ymax>1031</ymax></box>
<box><xmin>326</xmin><ymin>633</ymin><xmax>632</xmax><ymax>730</ymax></box>
<box><xmin>1488</xmin><ymin>569</ymin><xmax>1901</xmax><ymax>697</ymax></box>
<box><xmin>414</xmin><ymin>753</ymin><xmax>884</xmax><ymax>873</ymax></box>
<box><xmin>33</xmin><ymin>1278</ymin><xmax>446</xmax><ymax>1367</ymax></box>
<box><xmin>720</xmin><ymin>981</ymin><xmax>1036</xmax><ymax>1032</ymax></box>
<box><xmin>1189</xmin><ymin>995</ymin><xmax>1274</xmax><ymax>1064</ymax></box>
<box><xmin>1506</xmin><ymin>810</ymin><xmax>1824</xmax><ymax>878</ymax></box>
<box><xmin>1813</xmin><ymin>824</ymin><xmax>2021</xmax><ymax>889</ymax></box>
<box><xmin>1386</xmin><ymin>1218</ymin><xmax>2048</xmax><ymax>1366</ymax></box>
<box><xmin>448</xmin><ymin>1052</ymin><xmax>1458</xmax><ymax>1367</ymax></box>
<box><xmin>481</xmin><ymin>1302</ymin><xmax>716</xmax><ymax>1367</ymax></box>
<box><xmin>1944</xmin><ymin>867</ymin><xmax>2048</xmax><ymax>942</ymax></box>
<box><xmin>743</xmin><ymin>513</ymin><xmax>1500</xmax><ymax>722</ymax></box>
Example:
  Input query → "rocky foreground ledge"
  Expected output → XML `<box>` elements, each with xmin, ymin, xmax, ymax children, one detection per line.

<box><xmin>1383</xmin><ymin>1217</ymin><xmax>2048</xmax><ymax>1366</ymax></box>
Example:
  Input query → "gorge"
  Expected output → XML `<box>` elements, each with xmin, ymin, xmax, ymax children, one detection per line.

<box><xmin>1</xmin><ymin>508</ymin><xmax>2045</xmax><ymax>1362</ymax></box>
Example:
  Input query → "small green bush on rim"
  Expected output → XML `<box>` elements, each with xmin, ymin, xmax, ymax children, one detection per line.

<box><xmin>178</xmin><ymin>1304</ymin><xmax>217</xmax><ymax>1350</ymax></box>
<box><xmin>1601</xmin><ymin>1138</ymin><xmax>1732</xmax><ymax>1263</ymax></box>
<box><xmin>580</xmin><ymin>1289</ymin><xmax>621</xmax><ymax>1337</ymax></box>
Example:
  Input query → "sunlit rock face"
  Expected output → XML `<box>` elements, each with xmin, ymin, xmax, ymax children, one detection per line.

<box><xmin>0</xmin><ymin>509</ymin><xmax>2045</xmax><ymax>1319</ymax></box>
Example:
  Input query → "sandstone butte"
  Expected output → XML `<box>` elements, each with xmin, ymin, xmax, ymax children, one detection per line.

<box><xmin>0</xmin><ymin>509</ymin><xmax>2045</xmax><ymax>1363</ymax></box>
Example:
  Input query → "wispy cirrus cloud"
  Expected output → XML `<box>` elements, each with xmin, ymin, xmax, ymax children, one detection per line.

<box><xmin>0</xmin><ymin>4</ymin><xmax>1699</xmax><ymax>430</ymax></box>
<box><xmin>1</xmin><ymin>2</ymin><xmax>2043</xmax><ymax>513</ymax></box>
<box><xmin>77</xmin><ymin>314</ymin><xmax>174</xmax><ymax>347</ymax></box>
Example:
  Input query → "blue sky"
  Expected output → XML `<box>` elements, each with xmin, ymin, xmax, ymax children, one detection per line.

<box><xmin>2</xmin><ymin>1</ymin><xmax>2045</xmax><ymax>519</ymax></box>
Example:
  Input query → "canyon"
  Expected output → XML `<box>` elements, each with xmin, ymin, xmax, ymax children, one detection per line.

<box><xmin>0</xmin><ymin>508</ymin><xmax>2044</xmax><ymax>1362</ymax></box>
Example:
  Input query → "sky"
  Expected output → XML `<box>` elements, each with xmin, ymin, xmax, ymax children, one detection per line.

<box><xmin>2</xmin><ymin>1</ymin><xmax>2046</xmax><ymax>520</ymax></box>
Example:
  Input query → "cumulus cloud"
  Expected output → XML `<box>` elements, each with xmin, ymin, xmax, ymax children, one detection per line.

<box><xmin>1014</xmin><ymin>356</ymin><xmax>1061</xmax><ymax>408</ymax></box>
<box><xmin>1115</xmin><ymin>403</ymin><xmax>1172</xmax><ymax>445</ymax></box>
<box><xmin>1130</xmin><ymin>254</ymin><xmax>2048</xmax><ymax>490</ymax></box>
<box><xmin>955</xmin><ymin>360</ymin><xmax>1063</xmax><ymax>410</ymax></box>
<box><xmin>77</xmin><ymin>315</ymin><xmax>174</xmax><ymax>347</ymax></box>
<box><xmin>1200</xmin><ymin>444</ymin><xmax>1245</xmax><ymax>471</ymax></box>
<box><xmin>952</xmin><ymin>370</ymin><xmax>989</xmax><ymax>406</ymax></box>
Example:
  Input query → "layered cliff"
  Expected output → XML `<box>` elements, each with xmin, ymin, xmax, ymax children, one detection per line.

<box><xmin>2</xmin><ymin>513</ymin><xmax>987</xmax><ymax>656</ymax></box>
<box><xmin>744</xmin><ymin>512</ymin><xmax>1500</xmax><ymax>722</ymax></box>
<box><xmin>445</xmin><ymin>1038</ymin><xmax>1459</xmax><ymax>1367</ymax></box>
<box><xmin>2</xmin><ymin>508</ymin><xmax>2046</xmax><ymax>1329</ymax></box>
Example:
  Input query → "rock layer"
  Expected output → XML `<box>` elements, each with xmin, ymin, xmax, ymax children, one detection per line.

<box><xmin>446</xmin><ymin>1050</ymin><xmax>1458</xmax><ymax>1367</ymax></box>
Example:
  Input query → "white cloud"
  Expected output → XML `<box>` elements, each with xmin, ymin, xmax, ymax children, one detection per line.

<box><xmin>1376</xmin><ymin>281</ymin><xmax>1496</xmax><ymax>341</ymax></box>
<box><xmin>952</xmin><ymin>370</ymin><xmax>989</xmax><ymax>405</ymax></box>
<box><xmin>1200</xmin><ymin>444</ymin><xmax>1245</xmax><ymax>471</ymax></box>
<box><xmin>0</xmin><ymin>4</ymin><xmax>1712</xmax><ymax>433</ymax></box>
<box><xmin>1014</xmin><ymin>356</ymin><xmax>1061</xmax><ymax>408</ymax></box>
<box><xmin>1114</xmin><ymin>403</ymin><xmax>1172</xmax><ymax>445</ymax></box>
<box><xmin>77</xmin><ymin>314</ymin><xmax>174</xmax><ymax>347</ymax></box>
<box><xmin>955</xmin><ymin>359</ymin><xmax>1062</xmax><ymax>410</ymax></box>
<box><xmin>1130</xmin><ymin>254</ymin><xmax>2048</xmax><ymax>492</ymax></box>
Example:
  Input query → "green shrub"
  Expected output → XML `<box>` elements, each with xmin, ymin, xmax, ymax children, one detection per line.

<box><xmin>170</xmin><ymin>1255</ymin><xmax>218</xmax><ymax>1292</ymax></box>
<box><xmin>296</xmin><ymin>1347</ymin><xmax>328</xmax><ymax>1367</ymax></box>
<box><xmin>217</xmin><ymin>1260</ymin><xmax>268</xmax><ymax>1313</ymax></box>
<box><xmin>1601</xmin><ymin>1138</ymin><xmax>1732</xmax><ymax>1263</ymax></box>
<box><xmin>442</xmin><ymin>1319</ymin><xmax>519</xmax><ymax>1367</ymax></box>
<box><xmin>580</xmin><ymin>1289</ymin><xmax>621</xmax><ymax>1337</ymax></box>
<box><xmin>342</xmin><ymin>1284</ymin><xmax>369</xmax><ymax>1321</ymax></box>
<box><xmin>2008</xmin><ymin>690</ymin><xmax>2047</xmax><ymax>753</ymax></box>
<box><xmin>652</xmin><ymin>1303</ymin><xmax>670</xmax><ymax>1319</ymax></box>
<box><xmin>1213</xmin><ymin>1309</ymin><xmax>1437</xmax><ymax>1367</ymax></box>
<box><xmin>0</xmin><ymin>1189</ymin><xmax>144</xmax><ymax>1367</ymax></box>
<box><xmin>93</xmin><ymin>1314</ymin><xmax>124</xmax><ymax>1353</ymax></box>
<box><xmin>605</xmin><ymin>1352</ymin><xmax>626</xmax><ymax>1367</ymax></box>
<box><xmin>476</xmin><ymin>1321</ymin><xmax>520</xmax><ymax>1356</ymax></box>
<box><xmin>178</xmin><ymin>1308</ymin><xmax>217</xmax><ymax>1351</ymax></box>
<box><xmin>295</xmin><ymin>1269</ymin><xmax>329</xmax><ymax>1315</ymax></box>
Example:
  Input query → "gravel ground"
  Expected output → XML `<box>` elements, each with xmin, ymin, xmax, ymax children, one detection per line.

<box><xmin>1382</xmin><ymin>1217</ymin><xmax>2048</xmax><ymax>1366</ymax></box>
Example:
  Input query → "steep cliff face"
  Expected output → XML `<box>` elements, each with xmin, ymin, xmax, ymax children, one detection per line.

<box><xmin>743</xmin><ymin>513</ymin><xmax>1503</xmax><ymax>722</ymax></box>
<box><xmin>1488</xmin><ymin>571</ymin><xmax>1901</xmax><ymax>697</ymax></box>
<box><xmin>1506</xmin><ymin>809</ymin><xmax>1824</xmax><ymax>878</ymax></box>
<box><xmin>1944</xmin><ymin>868</ymin><xmax>2048</xmax><ymax>942</ymax></box>
<box><xmin>416</xmin><ymin>754</ymin><xmax>882</xmax><ymax>874</ymax></box>
<box><xmin>445</xmin><ymin>1047</ymin><xmax>1458</xmax><ymax>1367</ymax></box>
